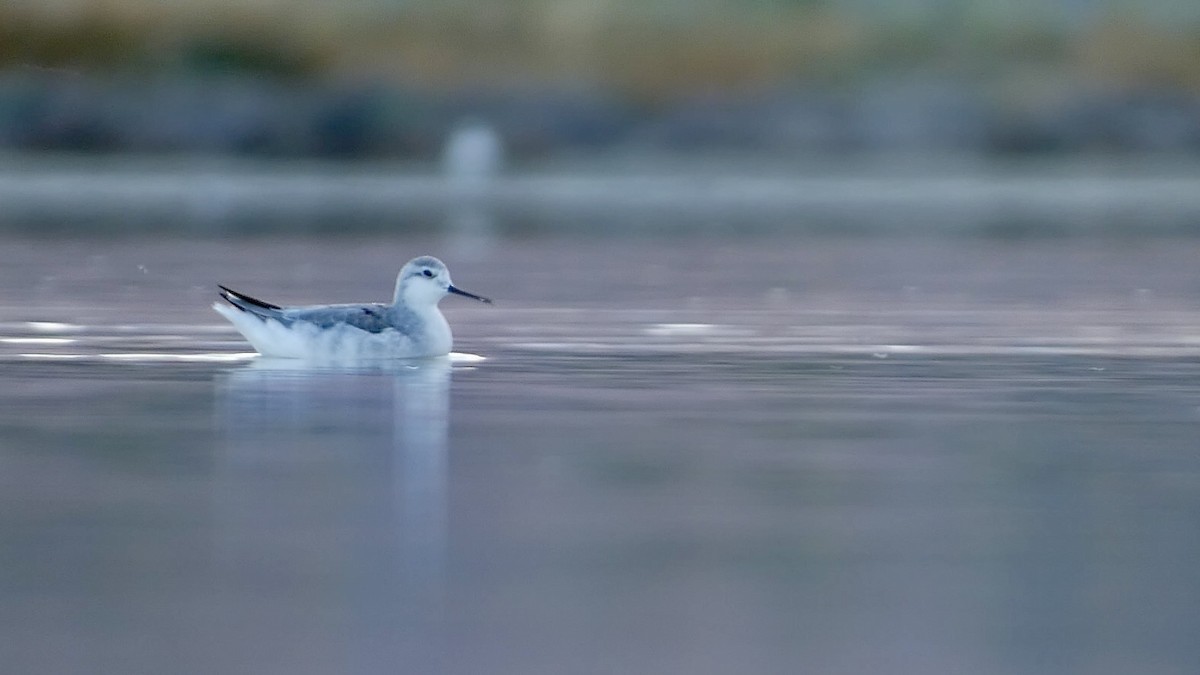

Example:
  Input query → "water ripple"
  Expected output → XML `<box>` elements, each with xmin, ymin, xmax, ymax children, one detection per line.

<box><xmin>4</xmin><ymin>308</ymin><xmax>1200</xmax><ymax>364</ymax></box>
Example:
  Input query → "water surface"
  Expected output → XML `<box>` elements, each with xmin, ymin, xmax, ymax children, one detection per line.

<box><xmin>2</xmin><ymin>235</ymin><xmax>1199</xmax><ymax>674</ymax></box>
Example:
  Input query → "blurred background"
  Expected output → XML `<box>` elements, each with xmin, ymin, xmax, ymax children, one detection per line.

<box><xmin>1</xmin><ymin>0</ymin><xmax>1199</xmax><ymax>234</ymax></box>
<box><xmin>4</xmin><ymin>0</ymin><xmax>1200</xmax><ymax>158</ymax></box>
<box><xmin>4</xmin><ymin>3</ymin><xmax>1200</xmax><ymax>675</ymax></box>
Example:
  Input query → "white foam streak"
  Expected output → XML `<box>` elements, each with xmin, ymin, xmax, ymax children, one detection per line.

<box><xmin>24</xmin><ymin>321</ymin><xmax>82</xmax><ymax>333</ymax></box>
<box><xmin>16</xmin><ymin>352</ymin><xmax>258</xmax><ymax>363</ymax></box>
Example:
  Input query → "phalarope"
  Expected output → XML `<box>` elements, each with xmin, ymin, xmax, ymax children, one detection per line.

<box><xmin>214</xmin><ymin>256</ymin><xmax>491</xmax><ymax>359</ymax></box>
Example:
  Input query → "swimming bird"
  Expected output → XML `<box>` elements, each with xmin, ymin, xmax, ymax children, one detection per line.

<box><xmin>213</xmin><ymin>256</ymin><xmax>491</xmax><ymax>360</ymax></box>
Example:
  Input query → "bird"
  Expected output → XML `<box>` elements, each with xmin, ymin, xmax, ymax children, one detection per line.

<box><xmin>442</xmin><ymin>118</ymin><xmax>504</xmax><ymax>187</ymax></box>
<box><xmin>213</xmin><ymin>255</ymin><xmax>491</xmax><ymax>360</ymax></box>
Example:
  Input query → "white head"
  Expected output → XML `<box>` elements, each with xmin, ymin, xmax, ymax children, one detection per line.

<box><xmin>394</xmin><ymin>256</ymin><xmax>492</xmax><ymax>308</ymax></box>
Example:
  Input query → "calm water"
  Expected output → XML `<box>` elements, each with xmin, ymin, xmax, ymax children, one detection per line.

<box><xmin>2</xmin><ymin>234</ymin><xmax>1200</xmax><ymax>674</ymax></box>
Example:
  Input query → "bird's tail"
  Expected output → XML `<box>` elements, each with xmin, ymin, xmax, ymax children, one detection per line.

<box><xmin>217</xmin><ymin>285</ymin><xmax>284</xmax><ymax>320</ymax></box>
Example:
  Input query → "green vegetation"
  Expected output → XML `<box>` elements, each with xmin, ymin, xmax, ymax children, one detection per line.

<box><xmin>2</xmin><ymin>1</ymin><xmax>1199</xmax><ymax>99</ymax></box>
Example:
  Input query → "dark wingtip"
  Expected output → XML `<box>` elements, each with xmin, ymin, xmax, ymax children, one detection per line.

<box><xmin>217</xmin><ymin>285</ymin><xmax>283</xmax><ymax>311</ymax></box>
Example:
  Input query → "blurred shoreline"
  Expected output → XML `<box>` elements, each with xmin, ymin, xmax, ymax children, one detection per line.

<box><xmin>2</xmin><ymin>152</ymin><xmax>1198</xmax><ymax>236</ymax></box>
<box><xmin>2</xmin><ymin>71</ymin><xmax>1199</xmax><ymax>160</ymax></box>
<box><xmin>3</xmin><ymin>1</ymin><xmax>1200</xmax><ymax>160</ymax></box>
<box><xmin>3</xmin><ymin>1</ymin><xmax>1199</xmax><ymax>236</ymax></box>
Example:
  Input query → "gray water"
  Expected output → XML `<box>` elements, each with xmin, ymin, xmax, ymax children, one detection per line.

<box><xmin>3</xmin><ymin>232</ymin><xmax>1200</xmax><ymax>675</ymax></box>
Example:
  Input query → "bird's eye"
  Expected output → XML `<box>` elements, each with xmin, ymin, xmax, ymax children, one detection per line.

<box><xmin>422</xmin><ymin>269</ymin><xmax>434</xmax><ymax>278</ymax></box>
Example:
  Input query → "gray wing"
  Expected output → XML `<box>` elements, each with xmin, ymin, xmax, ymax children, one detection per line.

<box><xmin>280</xmin><ymin>303</ymin><xmax>394</xmax><ymax>333</ymax></box>
<box><xmin>218</xmin><ymin>286</ymin><xmax>393</xmax><ymax>333</ymax></box>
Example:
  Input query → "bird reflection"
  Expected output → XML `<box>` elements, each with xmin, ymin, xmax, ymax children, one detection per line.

<box><xmin>214</xmin><ymin>357</ymin><xmax>454</xmax><ymax>669</ymax></box>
